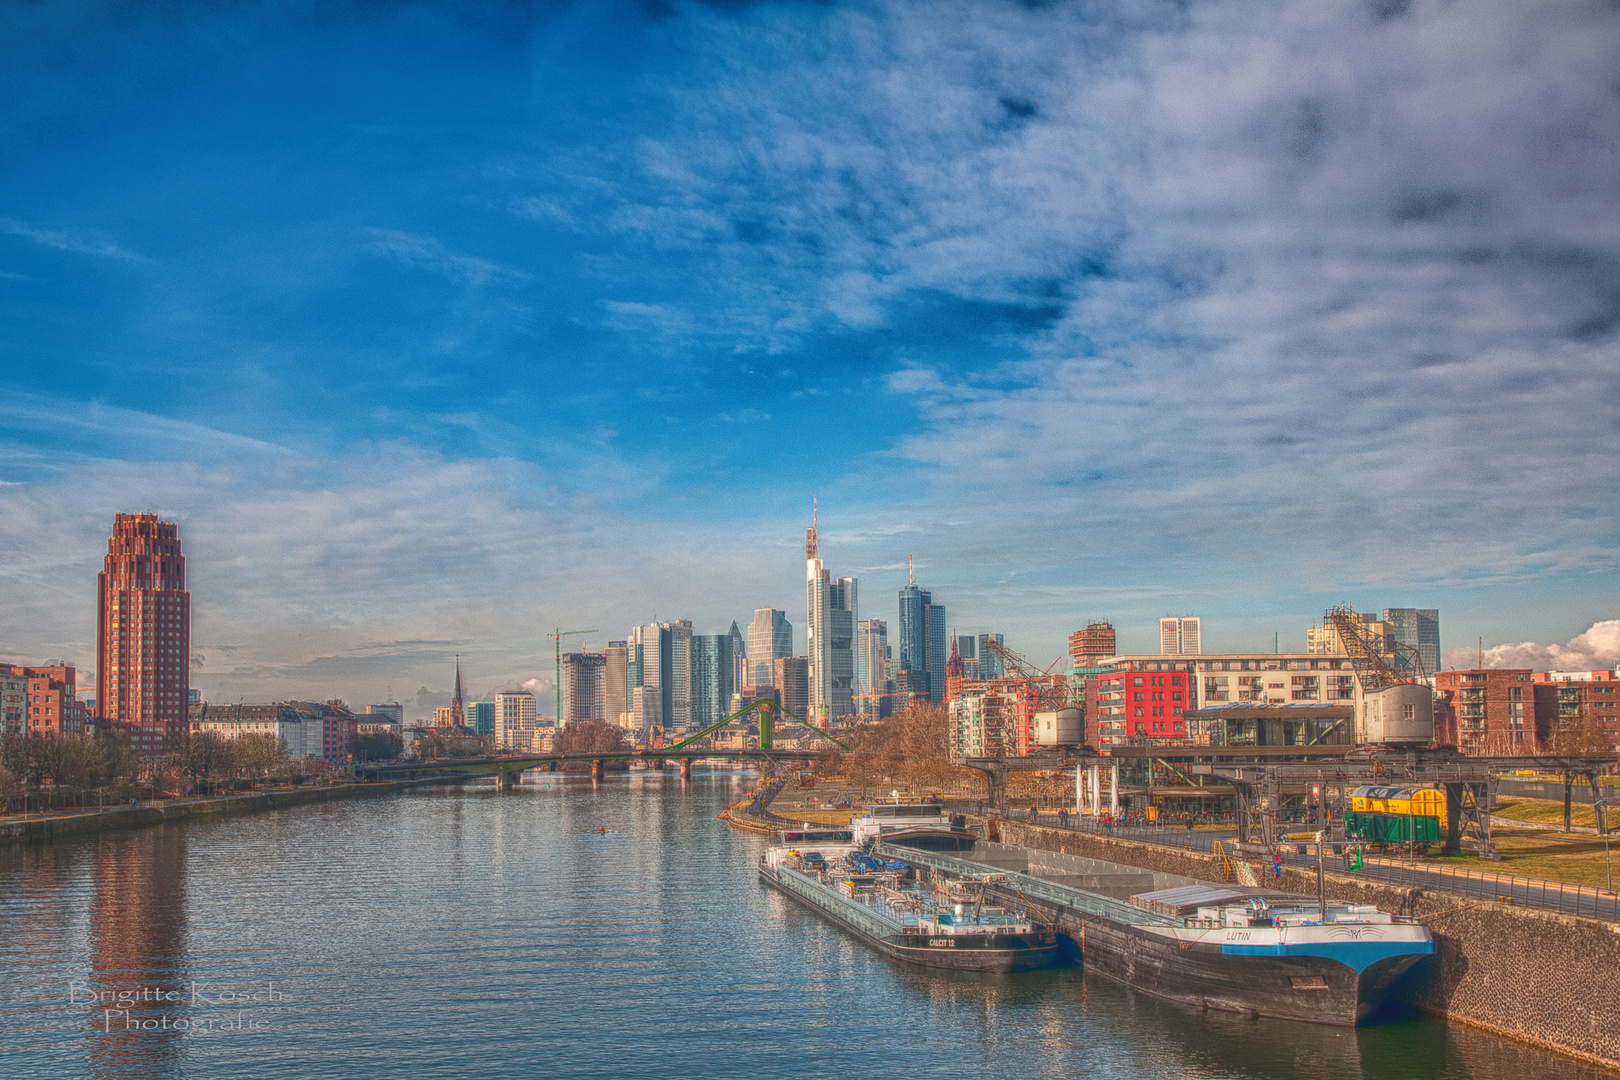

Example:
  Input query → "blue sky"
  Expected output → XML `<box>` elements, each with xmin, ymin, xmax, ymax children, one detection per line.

<box><xmin>2</xmin><ymin>0</ymin><xmax>1618</xmax><ymax>717</ymax></box>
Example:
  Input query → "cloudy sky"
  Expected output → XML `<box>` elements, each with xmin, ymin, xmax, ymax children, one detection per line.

<box><xmin>2</xmin><ymin>0</ymin><xmax>1617</xmax><ymax>717</ymax></box>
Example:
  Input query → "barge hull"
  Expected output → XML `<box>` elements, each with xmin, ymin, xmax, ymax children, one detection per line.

<box><xmin>760</xmin><ymin>866</ymin><xmax>1061</xmax><ymax>974</ymax></box>
<box><xmin>1001</xmin><ymin>888</ymin><xmax>1424</xmax><ymax>1026</ymax></box>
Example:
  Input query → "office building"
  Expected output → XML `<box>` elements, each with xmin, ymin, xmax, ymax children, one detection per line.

<box><xmin>631</xmin><ymin>619</ymin><xmax>695</xmax><ymax>732</ymax></box>
<box><xmin>562</xmin><ymin>652</ymin><xmax>607</xmax><ymax>723</ymax></box>
<box><xmin>366</xmin><ymin>703</ymin><xmax>404</xmax><ymax>725</ymax></box>
<box><xmin>1159</xmin><ymin>616</ymin><xmax>1201</xmax><ymax>656</ymax></box>
<box><xmin>96</xmin><ymin>512</ymin><xmax>191</xmax><ymax>755</ymax></box>
<box><xmin>1068</xmin><ymin>622</ymin><xmax>1116</xmax><ymax>667</ymax></box>
<box><xmin>1382</xmin><ymin>608</ymin><xmax>1441</xmax><ymax>675</ymax></box>
<box><xmin>690</xmin><ymin>633</ymin><xmax>734</xmax><ymax>731</ymax></box>
<box><xmin>897</xmin><ymin>580</ymin><xmax>947</xmax><ymax>703</ymax></box>
<box><xmin>746</xmin><ymin>609</ymin><xmax>793</xmax><ymax>688</ymax></box>
<box><xmin>495</xmin><ymin>690</ymin><xmax>537</xmax><ymax>749</ymax></box>
<box><xmin>1534</xmin><ymin>671</ymin><xmax>1620</xmax><ymax>753</ymax></box>
<box><xmin>604</xmin><ymin>641</ymin><xmax>630</xmax><ymax>726</ymax></box>
<box><xmin>774</xmin><ymin>657</ymin><xmax>809</xmax><ymax>720</ymax></box>
<box><xmin>728</xmin><ymin>621</ymin><xmax>748</xmax><ymax>698</ymax></box>
<box><xmin>857</xmin><ymin>619</ymin><xmax>891</xmax><ymax>720</ymax></box>
<box><xmin>465</xmin><ymin>700</ymin><xmax>495</xmax><ymax>737</ymax></box>
<box><xmin>975</xmin><ymin>632</ymin><xmax>1003</xmax><ymax>681</ymax></box>
<box><xmin>804</xmin><ymin>514</ymin><xmax>856</xmax><ymax>727</ymax></box>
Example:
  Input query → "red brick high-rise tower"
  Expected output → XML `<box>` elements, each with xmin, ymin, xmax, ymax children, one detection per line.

<box><xmin>97</xmin><ymin>513</ymin><xmax>191</xmax><ymax>755</ymax></box>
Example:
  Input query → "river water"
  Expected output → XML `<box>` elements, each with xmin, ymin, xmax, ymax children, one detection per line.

<box><xmin>0</xmin><ymin>773</ymin><xmax>1609</xmax><ymax>1080</ymax></box>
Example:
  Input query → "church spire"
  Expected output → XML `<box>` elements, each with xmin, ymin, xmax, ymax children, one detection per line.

<box><xmin>451</xmin><ymin>653</ymin><xmax>466</xmax><ymax>728</ymax></box>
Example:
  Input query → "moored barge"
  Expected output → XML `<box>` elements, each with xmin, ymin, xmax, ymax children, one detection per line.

<box><xmin>759</xmin><ymin>831</ymin><xmax>1063</xmax><ymax>973</ymax></box>
<box><xmin>882</xmin><ymin>841</ymin><xmax>1433</xmax><ymax>1025</ymax></box>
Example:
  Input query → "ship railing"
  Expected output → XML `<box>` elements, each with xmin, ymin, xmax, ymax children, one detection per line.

<box><xmin>876</xmin><ymin>843</ymin><xmax>1177</xmax><ymax>929</ymax></box>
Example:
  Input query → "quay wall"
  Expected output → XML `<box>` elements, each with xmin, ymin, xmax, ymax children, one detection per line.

<box><xmin>0</xmin><ymin>782</ymin><xmax>409</xmax><ymax>845</ymax></box>
<box><xmin>992</xmin><ymin>817</ymin><xmax>1620</xmax><ymax>1072</ymax></box>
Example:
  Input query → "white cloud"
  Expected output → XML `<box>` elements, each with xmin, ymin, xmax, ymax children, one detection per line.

<box><xmin>1448</xmin><ymin>620</ymin><xmax>1620</xmax><ymax>673</ymax></box>
<box><xmin>0</xmin><ymin>217</ymin><xmax>147</xmax><ymax>263</ymax></box>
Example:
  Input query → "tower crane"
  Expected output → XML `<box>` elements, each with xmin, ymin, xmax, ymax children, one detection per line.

<box><xmin>548</xmin><ymin>628</ymin><xmax>600</xmax><ymax>724</ymax></box>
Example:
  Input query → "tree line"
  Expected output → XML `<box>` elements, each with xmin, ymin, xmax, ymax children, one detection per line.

<box><xmin>0</xmin><ymin>728</ymin><xmax>362</xmax><ymax>813</ymax></box>
<box><xmin>814</xmin><ymin>703</ymin><xmax>984</xmax><ymax>796</ymax></box>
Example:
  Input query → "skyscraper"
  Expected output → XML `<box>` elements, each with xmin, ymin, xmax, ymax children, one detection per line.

<box><xmin>977</xmin><ymin>633</ymin><xmax>1005</xmax><ymax>680</ymax></box>
<box><xmin>1159</xmin><ymin>616</ymin><xmax>1202</xmax><ymax>656</ymax></box>
<box><xmin>857</xmin><ymin>619</ymin><xmax>890</xmax><ymax>720</ymax></box>
<box><xmin>96</xmin><ymin>512</ymin><xmax>191</xmax><ymax>755</ymax></box>
<box><xmin>727</xmin><ymin>621</ymin><xmax>747</xmax><ymax>698</ymax></box>
<box><xmin>562</xmin><ymin>652</ymin><xmax>607</xmax><ymax>723</ymax></box>
<box><xmin>690</xmin><ymin>633</ymin><xmax>733</xmax><ymax>731</ymax></box>
<box><xmin>897</xmin><ymin>578</ymin><xmax>946</xmax><ymax>703</ymax></box>
<box><xmin>925</xmin><ymin>601</ymin><xmax>947</xmax><ymax>703</ymax></box>
<box><xmin>747</xmin><ymin>609</ymin><xmax>793</xmax><ymax>688</ymax></box>
<box><xmin>604</xmin><ymin>641</ymin><xmax>630</xmax><ymax>726</ymax></box>
<box><xmin>1382</xmin><ymin>608</ymin><xmax>1441</xmax><ymax>675</ymax></box>
<box><xmin>775</xmin><ymin>657</ymin><xmax>809</xmax><ymax>720</ymax></box>
<box><xmin>631</xmin><ymin>620</ymin><xmax>695</xmax><ymax>732</ymax></box>
<box><xmin>805</xmin><ymin>510</ymin><xmax>857</xmax><ymax>728</ymax></box>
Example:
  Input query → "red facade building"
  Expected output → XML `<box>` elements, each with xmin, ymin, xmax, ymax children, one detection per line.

<box><xmin>1095</xmin><ymin>660</ymin><xmax>1193</xmax><ymax>744</ymax></box>
<box><xmin>3</xmin><ymin>664</ymin><xmax>89</xmax><ymax>736</ymax></box>
<box><xmin>96</xmin><ymin>513</ymin><xmax>191</xmax><ymax>756</ymax></box>
<box><xmin>1432</xmin><ymin>669</ymin><xmax>1549</xmax><ymax>755</ymax></box>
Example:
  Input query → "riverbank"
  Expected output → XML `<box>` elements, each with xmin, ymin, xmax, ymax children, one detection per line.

<box><xmin>0</xmin><ymin>781</ymin><xmax>415</xmax><ymax>844</ymax></box>
<box><xmin>990</xmin><ymin>816</ymin><xmax>1620</xmax><ymax>1072</ymax></box>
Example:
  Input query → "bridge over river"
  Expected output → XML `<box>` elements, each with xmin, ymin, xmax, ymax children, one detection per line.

<box><xmin>357</xmin><ymin>698</ymin><xmax>848</xmax><ymax>788</ymax></box>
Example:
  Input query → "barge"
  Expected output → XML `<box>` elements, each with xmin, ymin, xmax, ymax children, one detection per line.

<box><xmin>849</xmin><ymin>800</ymin><xmax>977</xmax><ymax>851</ymax></box>
<box><xmin>881</xmin><ymin>841</ymin><xmax>1433</xmax><ymax>1026</ymax></box>
<box><xmin>759</xmin><ymin>830</ymin><xmax>1063</xmax><ymax>973</ymax></box>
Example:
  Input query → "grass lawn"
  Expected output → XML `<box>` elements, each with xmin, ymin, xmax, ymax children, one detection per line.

<box><xmin>1422</xmin><ymin>832</ymin><xmax>1620</xmax><ymax>891</ymax></box>
<box><xmin>1493</xmin><ymin>796</ymin><xmax>1619</xmax><ymax>830</ymax></box>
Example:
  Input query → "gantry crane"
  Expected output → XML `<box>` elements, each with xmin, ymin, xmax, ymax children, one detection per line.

<box><xmin>978</xmin><ymin>639</ymin><xmax>1074</xmax><ymax>755</ymax></box>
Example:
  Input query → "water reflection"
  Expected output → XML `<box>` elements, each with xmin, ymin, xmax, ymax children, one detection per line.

<box><xmin>85</xmin><ymin>827</ymin><xmax>189</xmax><ymax>1080</ymax></box>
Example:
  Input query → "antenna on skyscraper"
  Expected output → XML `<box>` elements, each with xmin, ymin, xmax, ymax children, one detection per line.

<box><xmin>908</xmin><ymin>554</ymin><xmax>914</xmax><ymax>586</ymax></box>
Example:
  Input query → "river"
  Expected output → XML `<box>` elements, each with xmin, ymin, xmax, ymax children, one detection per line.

<box><xmin>0</xmin><ymin>772</ymin><xmax>1609</xmax><ymax>1080</ymax></box>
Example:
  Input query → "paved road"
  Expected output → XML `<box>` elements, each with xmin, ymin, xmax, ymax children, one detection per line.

<box><xmin>1022</xmin><ymin>813</ymin><xmax>1620</xmax><ymax>921</ymax></box>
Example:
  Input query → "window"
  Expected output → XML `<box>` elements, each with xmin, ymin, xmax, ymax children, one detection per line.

<box><xmin>1133</xmin><ymin>677</ymin><xmax>1144</xmax><ymax>687</ymax></box>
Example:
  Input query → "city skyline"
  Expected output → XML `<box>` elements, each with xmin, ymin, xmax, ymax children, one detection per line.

<box><xmin>0</xmin><ymin>2</ymin><xmax>1616</xmax><ymax>708</ymax></box>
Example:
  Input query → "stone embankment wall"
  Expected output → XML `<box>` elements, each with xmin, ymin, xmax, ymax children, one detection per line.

<box><xmin>0</xmin><ymin>782</ymin><xmax>407</xmax><ymax>845</ymax></box>
<box><xmin>993</xmin><ymin>818</ymin><xmax>1620</xmax><ymax>1072</ymax></box>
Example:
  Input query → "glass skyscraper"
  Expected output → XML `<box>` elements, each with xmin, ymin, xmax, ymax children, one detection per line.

<box><xmin>690</xmin><ymin>634</ymin><xmax>733</xmax><ymax>731</ymax></box>
<box><xmin>1382</xmin><ymin>608</ymin><xmax>1440</xmax><ymax>675</ymax></box>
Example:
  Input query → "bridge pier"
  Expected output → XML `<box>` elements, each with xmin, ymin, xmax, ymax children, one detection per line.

<box><xmin>591</xmin><ymin>759</ymin><xmax>604</xmax><ymax>781</ymax></box>
<box><xmin>495</xmin><ymin>768</ymin><xmax>513</xmax><ymax>792</ymax></box>
<box><xmin>680</xmin><ymin>757</ymin><xmax>692</xmax><ymax>779</ymax></box>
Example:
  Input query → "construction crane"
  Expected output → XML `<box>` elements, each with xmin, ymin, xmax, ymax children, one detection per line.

<box><xmin>548</xmin><ymin>628</ymin><xmax>600</xmax><ymax>725</ymax></box>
